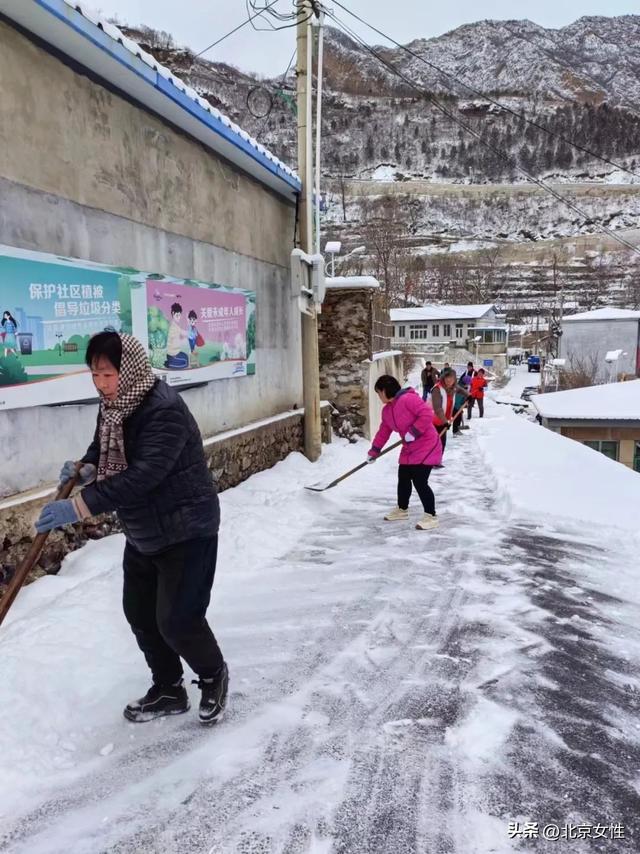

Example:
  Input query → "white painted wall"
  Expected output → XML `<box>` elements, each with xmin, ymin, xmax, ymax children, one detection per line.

<box><xmin>560</xmin><ymin>319</ymin><xmax>640</xmax><ymax>381</ymax></box>
<box><xmin>365</xmin><ymin>353</ymin><xmax>404</xmax><ymax>439</ymax></box>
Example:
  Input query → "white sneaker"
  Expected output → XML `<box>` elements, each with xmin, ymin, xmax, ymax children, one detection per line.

<box><xmin>384</xmin><ymin>507</ymin><xmax>409</xmax><ymax>521</ymax></box>
<box><xmin>416</xmin><ymin>514</ymin><xmax>439</xmax><ymax>531</ymax></box>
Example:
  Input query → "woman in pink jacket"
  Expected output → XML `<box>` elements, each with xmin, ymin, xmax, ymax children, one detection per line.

<box><xmin>367</xmin><ymin>375</ymin><xmax>443</xmax><ymax>531</ymax></box>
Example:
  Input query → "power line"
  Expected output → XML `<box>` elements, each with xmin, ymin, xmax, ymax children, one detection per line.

<box><xmin>325</xmin><ymin>10</ymin><xmax>640</xmax><ymax>258</ymax></box>
<box><xmin>501</xmin><ymin>22</ymin><xmax>640</xmax><ymax>119</ymax></box>
<box><xmin>330</xmin><ymin>0</ymin><xmax>640</xmax><ymax>181</ymax></box>
<box><xmin>194</xmin><ymin>0</ymin><xmax>283</xmax><ymax>59</ymax></box>
<box><xmin>246</xmin><ymin>0</ymin><xmax>313</xmax><ymax>33</ymax></box>
<box><xmin>256</xmin><ymin>47</ymin><xmax>297</xmax><ymax>136</ymax></box>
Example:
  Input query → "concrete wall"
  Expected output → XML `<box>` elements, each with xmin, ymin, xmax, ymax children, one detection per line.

<box><xmin>0</xmin><ymin>19</ymin><xmax>302</xmax><ymax>497</ymax></box>
<box><xmin>560</xmin><ymin>319</ymin><xmax>640</xmax><ymax>381</ymax></box>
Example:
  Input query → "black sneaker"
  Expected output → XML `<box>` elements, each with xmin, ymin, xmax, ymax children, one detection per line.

<box><xmin>193</xmin><ymin>663</ymin><xmax>229</xmax><ymax>726</ymax></box>
<box><xmin>123</xmin><ymin>681</ymin><xmax>190</xmax><ymax>723</ymax></box>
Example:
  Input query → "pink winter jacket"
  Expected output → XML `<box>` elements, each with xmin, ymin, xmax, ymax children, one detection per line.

<box><xmin>368</xmin><ymin>388</ymin><xmax>443</xmax><ymax>467</ymax></box>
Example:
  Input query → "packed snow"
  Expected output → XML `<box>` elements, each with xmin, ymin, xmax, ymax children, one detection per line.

<box><xmin>532</xmin><ymin>379</ymin><xmax>640</xmax><ymax>420</ymax></box>
<box><xmin>2</xmin><ymin>383</ymin><xmax>640</xmax><ymax>853</ymax></box>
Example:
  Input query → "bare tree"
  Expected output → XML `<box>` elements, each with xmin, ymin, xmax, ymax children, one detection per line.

<box><xmin>560</xmin><ymin>353</ymin><xmax>600</xmax><ymax>390</ymax></box>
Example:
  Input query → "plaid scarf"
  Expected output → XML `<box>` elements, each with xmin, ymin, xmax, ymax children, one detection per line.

<box><xmin>97</xmin><ymin>334</ymin><xmax>156</xmax><ymax>481</ymax></box>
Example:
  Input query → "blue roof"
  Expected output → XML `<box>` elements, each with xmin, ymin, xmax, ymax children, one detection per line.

<box><xmin>3</xmin><ymin>0</ymin><xmax>301</xmax><ymax>198</ymax></box>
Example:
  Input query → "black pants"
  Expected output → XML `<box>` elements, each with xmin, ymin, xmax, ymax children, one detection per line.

<box><xmin>398</xmin><ymin>464</ymin><xmax>435</xmax><ymax>514</ymax></box>
<box><xmin>440</xmin><ymin>427</ymin><xmax>448</xmax><ymax>452</ymax></box>
<box><xmin>467</xmin><ymin>397</ymin><xmax>484</xmax><ymax>418</ymax></box>
<box><xmin>123</xmin><ymin>536</ymin><xmax>224</xmax><ymax>686</ymax></box>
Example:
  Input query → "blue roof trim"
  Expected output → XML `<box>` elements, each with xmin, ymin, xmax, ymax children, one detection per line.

<box><xmin>32</xmin><ymin>0</ymin><xmax>301</xmax><ymax>194</ymax></box>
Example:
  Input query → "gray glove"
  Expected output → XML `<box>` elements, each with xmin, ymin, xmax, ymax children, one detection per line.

<box><xmin>59</xmin><ymin>460</ymin><xmax>97</xmax><ymax>487</ymax></box>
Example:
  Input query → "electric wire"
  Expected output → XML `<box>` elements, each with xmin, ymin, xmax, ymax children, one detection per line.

<box><xmin>193</xmin><ymin>0</ymin><xmax>282</xmax><ymax>60</ymax></box>
<box><xmin>246</xmin><ymin>0</ymin><xmax>313</xmax><ymax>32</ymax></box>
<box><xmin>325</xmin><ymin>9</ymin><xmax>640</xmax><ymax>258</ymax></box>
<box><xmin>331</xmin><ymin>0</ymin><xmax>640</xmax><ymax>181</ymax></box>
<box><xmin>501</xmin><ymin>22</ymin><xmax>640</xmax><ymax>119</ymax></box>
<box><xmin>256</xmin><ymin>47</ymin><xmax>297</xmax><ymax>136</ymax></box>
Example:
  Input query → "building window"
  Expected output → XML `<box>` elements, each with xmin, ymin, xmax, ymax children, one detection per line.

<box><xmin>443</xmin><ymin>324</ymin><xmax>451</xmax><ymax>337</ymax></box>
<box><xmin>634</xmin><ymin>441</ymin><xmax>640</xmax><ymax>473</ymax></box>
<box><xmin>455</xmin><ymin>324</ymin><xmax>463</xmax><ymax>339</ymax></box>
<box><xmin>397</xmin><ymin>325</ymin><xmax>406</xmax><ymax>339</ymax></box>
<box><xmin>584</xmin><ymin>440</ymin><xmax>619</xmax><ymax>462</ymax></box>
<box><xmin>409</xmin><ymin>324</ymin><xmax>428</xmax><ymax>340</ymax></box>
<box><xmin>432</xmin><ymin>324</ymin><xmax>440</xmax><ymax>337</ymax></box>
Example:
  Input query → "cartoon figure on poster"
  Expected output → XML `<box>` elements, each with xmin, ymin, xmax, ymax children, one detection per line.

<box><xmin>1</xmin><ymin>310</ymin><xmax>19</xmax><ymax>357</ymax></box>
<box><xmin>146</xmin><ymin>281</ymin><xmax>248</xmax><ymax>373</ymax></box>
<box><xmin>187</xmin><ymin>309</ymin><xmax>205</xmax><ymax>367</ymax></box>
<box><xmin>165</xmin><ymin>302</ymin><xmax>189</xmax><ymax>370</ymax></box>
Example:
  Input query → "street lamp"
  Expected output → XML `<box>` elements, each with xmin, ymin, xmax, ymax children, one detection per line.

<box><xmin>324</xmin><ymin>240</ymin><xmax>341</xmax><ymax>277</ymax></box>
<box><xmin>473</xmin><ymin>334</ymin><xmax>482</xmax><ymax>366</ymax></box>
<box><xmin>323</xmin><ymin>242</ymin><xmax>366</xmax><ymax>277</ymax></box>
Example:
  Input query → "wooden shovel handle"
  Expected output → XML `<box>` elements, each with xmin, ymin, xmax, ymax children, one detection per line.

<box><xmin>0</xmin><ymin>472</ymin><xmax>79</xmax><ymax>628</ymax></box>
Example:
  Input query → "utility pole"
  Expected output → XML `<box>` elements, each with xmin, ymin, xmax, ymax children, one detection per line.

<box><xmin>297</xmin><ymin>0</ymin><xmax>322</xmax><ymax>461</ymax></box>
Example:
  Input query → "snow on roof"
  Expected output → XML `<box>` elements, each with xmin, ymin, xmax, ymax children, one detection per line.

<box><xmin>325</xmin><ymin>276</ymin><xmax>380</xmax><ymax>290</ymax></box>
<box><xmin>562</xmin><ymin>307</ymin><xmax>640</xmax><ymax>322</ymax></box>
<box><xmin>532</xmin><ymin>379</ymin><xmax>640</xmax><ymax>421</ymax></box>
<box><xmin>2</xmin><ymin>0</ymin><xmax>300</xmax><ymax>199</ymax></box>
<box><xmin>390</xmin><ymin>304</ymin><xmax>496</xmax><ymax>322</ymax></box>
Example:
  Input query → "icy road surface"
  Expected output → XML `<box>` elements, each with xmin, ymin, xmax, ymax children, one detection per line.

<box><xmin>1</xmin><ymin>393</ymin><xmax>640</xmax><ymax>853</ymax></box>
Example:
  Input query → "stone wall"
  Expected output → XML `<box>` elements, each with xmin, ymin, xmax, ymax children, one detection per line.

<box><xmin>319</xmin><ymin>287</ymin><xmax>401</xmax><ymax>439</ymax></box>
<box><xmin>0</xmin><ymin>405</ymin><xmax>332</xmax><ymax>601</ymax></box>
<box><xmin>319</xmin><ymin>287</ymin><xmax>373</xmax><ymax>438</ymax></box>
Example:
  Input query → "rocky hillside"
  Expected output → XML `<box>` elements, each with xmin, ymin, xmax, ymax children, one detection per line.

<box><xmin>120</xmin><ymin>17</ymin><xmax>640</xmax><ymax>315</ymax></box>
<box><xmin>123</xmin><ymin>17</ymin><xmax>640</xmax><ymax>183</ymax></box>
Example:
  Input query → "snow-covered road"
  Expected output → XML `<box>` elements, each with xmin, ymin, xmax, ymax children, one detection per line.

<box><xmin>2</xmin><ymin>390</ymin><xmax>640</xmax><ymax>853</ymax></box>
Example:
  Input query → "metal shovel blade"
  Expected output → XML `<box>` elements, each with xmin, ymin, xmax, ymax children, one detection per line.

<box><xmin>304</xmin><ymin>479</ymin><xmax>337</xmax><ymax>492</ymax></box>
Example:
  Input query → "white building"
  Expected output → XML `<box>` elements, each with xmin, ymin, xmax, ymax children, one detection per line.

<box><xmin>391</xmin><ymin>304</ymin><xmax>507</xmax><ymax>366</ymax></box>
<box><xmin>560</xmin><ymin>308</ymin><xmax>640</xmax><ymax>382</ymax></box>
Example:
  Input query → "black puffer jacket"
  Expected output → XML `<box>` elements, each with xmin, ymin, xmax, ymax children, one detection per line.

<box><xmin>81</xmin><ymin>381</ymin><xmax>220</xmax><ymax>554</ymax></box>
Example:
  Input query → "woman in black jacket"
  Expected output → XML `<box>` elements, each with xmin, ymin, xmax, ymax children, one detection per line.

<box><xmin>36</xmin><ymin>332</ymin><xmax>227</xmax><ymax>725</ymax></box>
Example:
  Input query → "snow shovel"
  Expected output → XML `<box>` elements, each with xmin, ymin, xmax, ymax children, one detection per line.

<box><xmin>0</xmin><ymin>470</ymin><xmax>79</xmax><ymax>628</ymax></box>
<box><xmin>305</xmin><ymin>393</ymin><xmax>470</xmax><ymax>493</ymax></box>
<box><xmin>305</xmin><ymin>440</ymin><xmax>404</xmax><ymax>492</ymax></box>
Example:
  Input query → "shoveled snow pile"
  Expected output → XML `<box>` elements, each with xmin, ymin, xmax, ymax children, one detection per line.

<box><xmin>475</xmin><ymin>405</ymin><xmax>640</xmax><ymax>534</ymax></box>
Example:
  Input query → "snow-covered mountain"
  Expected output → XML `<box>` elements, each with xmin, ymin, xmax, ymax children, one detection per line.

<box><xmin>119</xmin><ymin>18</ymin><xmax>640</xmax><ymax>314</ymax></box>
<box><xmin>122</xmin><ymin>17</ymin><xmax>640</xmax><ymax>183</ymax></box>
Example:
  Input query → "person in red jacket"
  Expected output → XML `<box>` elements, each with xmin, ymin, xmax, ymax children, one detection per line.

<box><xmin>467</xmin><ymin>368</ymin><xmax>489</xmax><ymax>418</ymax></box>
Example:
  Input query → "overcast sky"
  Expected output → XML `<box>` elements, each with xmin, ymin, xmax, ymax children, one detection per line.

<box><xmin>98</xmin><ymin>1</ymin><xmax>639</xmax><ymax>77</ymax></box>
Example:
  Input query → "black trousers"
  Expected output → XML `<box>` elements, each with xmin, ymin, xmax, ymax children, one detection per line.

<box><xmin>398</xmin><ymin>464</ymin><xmax>435</xmax><ymax>515</ymax></box>
<box><xmin>123</xmin><ymin>536</ymin><xmax>224</xmax><ymax>686</ymax></box>
<box><xmin>467</xmin><ymin>397</ymin><xmax>484</xmax><ymax>418</ymax></box>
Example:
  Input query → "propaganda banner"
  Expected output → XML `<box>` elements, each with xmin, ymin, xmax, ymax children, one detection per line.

<box><xmin>0</xmin><ymin>244</ymin><xmax>255</xmax><ymax>411</ymax></box>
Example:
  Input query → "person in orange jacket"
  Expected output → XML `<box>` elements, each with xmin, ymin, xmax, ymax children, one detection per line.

<box><xmin>467</xmin><ymin>368</ymin><xmax>489</xmax><ymax>418</ymax></box>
